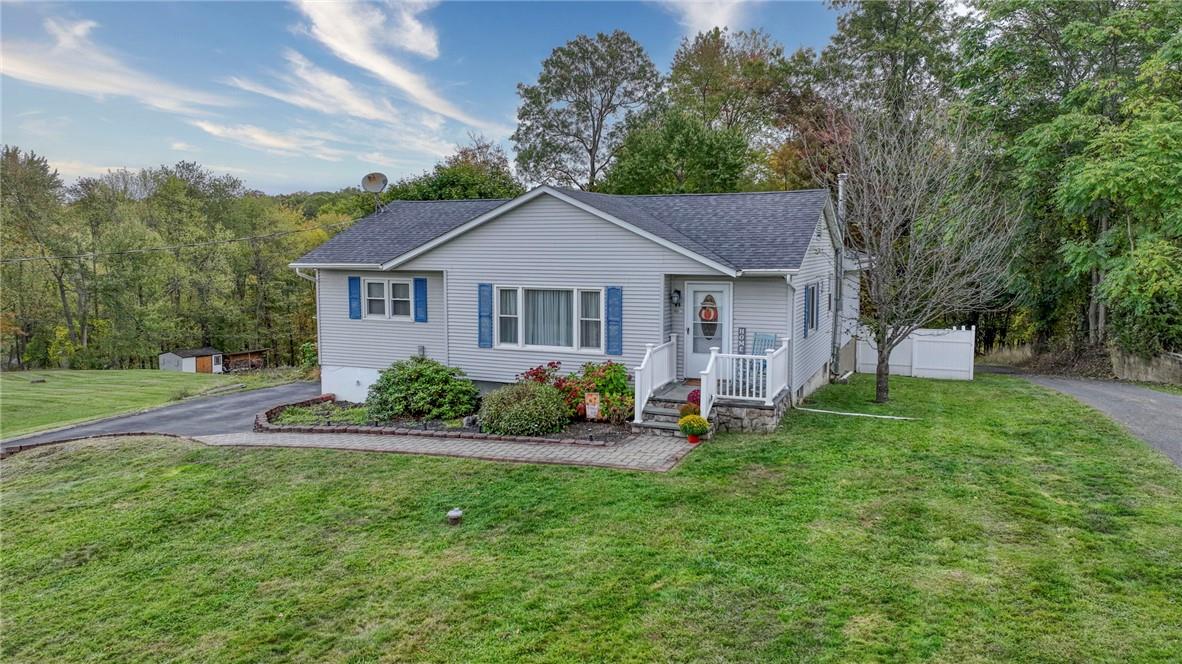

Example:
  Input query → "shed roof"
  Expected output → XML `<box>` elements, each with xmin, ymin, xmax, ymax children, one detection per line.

<box><xmin>293</xmin><ymin>187</ymin><xmax>831</xmax><ymax>272</ymax></box>
<box><xmin>168</xmin><ymin>347</ymin><xmax>223</xmax><ymax>358</ymax></box>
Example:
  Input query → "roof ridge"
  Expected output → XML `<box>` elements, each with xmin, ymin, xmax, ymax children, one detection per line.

<box><xmin>552</xmin><ymin>187</ymin><xmax>829</xmax><ymax>198</ymax></box>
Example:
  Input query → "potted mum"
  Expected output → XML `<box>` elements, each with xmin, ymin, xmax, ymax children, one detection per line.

<box><xmin>677</xmin><ymin>414</ymin><xmax>710</xmax><ymax>444</ymax></box>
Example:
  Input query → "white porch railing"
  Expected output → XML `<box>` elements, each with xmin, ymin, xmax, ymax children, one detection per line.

<box><xmin>699</xmin><ymin>341</ymin><xmax>791</xmax><ymax>418</ymax></box>
<box><xmin>633</xmin><ymin>337</ymin><xmax>677</xmax><ymax>423</ymax></box>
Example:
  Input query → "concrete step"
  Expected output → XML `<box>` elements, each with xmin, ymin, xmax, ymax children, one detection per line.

<box><xmin>630</xmin><ymin>420</ymin><xmax>686</xmax><ymax>437</ymax></box>
<box><xmin>647</xmin><ymin>396</ymin><xmax>692</xmax><ymax>410</ymax></box>
<box><xmin>642</xmin><ymin>406</ymin><xmax>684</xmax><ymax>424</ymax></box>
<box><xmin>630</xmin><ymin>419</ymin><xmax>714</xmax><ymax>439</ymax></box>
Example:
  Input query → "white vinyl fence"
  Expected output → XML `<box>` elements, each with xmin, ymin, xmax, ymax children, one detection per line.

<box><xmin>856</xmin><ymin>326</ymin><xmax>976</xmax><ymax>380</ymax></box>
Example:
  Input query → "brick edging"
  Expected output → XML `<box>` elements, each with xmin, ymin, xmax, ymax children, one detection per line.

<box><xmin>255</xmin><ymin>395</ymin><xmax>614</xmax><ymax>447</ymax></box>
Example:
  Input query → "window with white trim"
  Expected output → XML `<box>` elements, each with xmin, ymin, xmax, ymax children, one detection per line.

<box><xmin>579</xmin><ymin>290</ymin><xmax>601</xmax><ymax>349</ymax></box>
<box><xmin>498</xmin><ymin>288</ymin><xmax>518</xmax><ymax>344</ymax></box>
<box><xmin>389</xmin><ymin>280</ymin><xmax>412</xmax><ymax>318</ymax></box>
<box><xmin>495</xmin><ymin>286</ymin><xmax>604</xmax><ymax>351</ymax></box>
<box><xmin>807</xmin><ymin>283</ymin><xmax>821</xmax><ymax>332</ymax></box>
<box><xmin>364</xmin><ymin>280</ymin><xmax>386</xmax><ymax>317</ymax></box>
<box><xmin>363</xmin><ymin>278</ymin><xmax>414</xmax><ymax>320</ymax></box>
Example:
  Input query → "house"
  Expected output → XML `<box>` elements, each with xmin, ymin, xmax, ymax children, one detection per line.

<box><xmin>292</xmin><ymin>185</ymin><xmax>852</xmax><ymax>432</ymax></box>
<box><xmin>159</xmin><ymin>347</ymin><xmax>223</xmax><ymax>374</ymax></box>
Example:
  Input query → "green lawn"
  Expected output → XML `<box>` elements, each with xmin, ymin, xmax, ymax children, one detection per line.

<box><xmin>0</xmin><ymin>370</ymin><xmax>236</xmax><ymax>439</ymax></box>
<box><xmin>3</xmin><ymin>375</ymin><xmax>1180</xmax><ymax>662</ymax></box>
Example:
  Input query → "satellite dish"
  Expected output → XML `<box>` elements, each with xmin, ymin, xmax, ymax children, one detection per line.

<box><xmin>361</xmin><ymin>172</ymin><xmax>388</xmax><ymax>193</ymax></box>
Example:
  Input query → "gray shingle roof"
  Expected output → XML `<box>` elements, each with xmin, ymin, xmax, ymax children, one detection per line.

<box><xmin>170</xmin><ymin>347</ymin><xmax>223</xmax><ymax>358</ymax></box>
<box><xmin>296</xmin><ymin>199</ymin><xmax>509</xmax><ymax>266</ymax></box>
<box><xmin>294</xmin><ymin>188</ymin><xmax>830</xmax><ymax>271</ymax></box>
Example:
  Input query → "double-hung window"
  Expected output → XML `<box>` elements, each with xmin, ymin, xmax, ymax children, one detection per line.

<box><xmin>495</xmin><ymin>286</ymin><xmax>603</xmax><ymax>351</ymax></box>
<box><xmin>363</xmin><ymin>278</ymin><xmax>413</xmax><ymax>320</ymax></box>
<box><xmin>364</xmin><ymin>280</ymin><xmax>386</xmax><ymax>317</ymax></box>
<box><xmin>389</xmin><ymin>281</ymin><xmax>412</xmax><ymax>318</ymax></box>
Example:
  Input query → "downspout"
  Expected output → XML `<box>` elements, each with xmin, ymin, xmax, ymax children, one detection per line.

<box><xmin>293</xmin><ymin>267</ymin><xmax>321</xmax><ymax>382</ymax></box>
<box><xmin>785</xmin><ymin>274</ymin><xmax>797</xmax><ymax>404</ymax></box>
<box><xmin>831</xmin><ymin>174</ymin><xmax>848</xmax><ymax>375</ymax></box>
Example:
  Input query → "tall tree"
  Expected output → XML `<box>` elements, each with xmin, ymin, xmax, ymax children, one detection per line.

<box><xmin>805</xmin><ymin>102</ymin><xmax>1018</xmax><ymax>402</ymax></box>
<box><xmin>958</xmin><ymin>0</ymin><xmax>1181</xmax><ymax>351</ymax></box>
<box><xmin>668</xmin><ymin>27</ymin><xmax>786</xmax><ymax>138</ymax></box>
<box><xmin>821</xmin><ymin>0</ymin><xmax>960</xmax><ymax>110</ymax></box>
<box><xmin>512</xmin><ymin>30</ymin><xmax>660</xmax><ymax>190</ymax></box>
<box><xmin>602</xmin><ymin>108</ymin><xmax>750</xmax><ymax>194</ymax></box>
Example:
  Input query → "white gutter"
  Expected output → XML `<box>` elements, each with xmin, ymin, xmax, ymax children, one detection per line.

<box><xmin>293</xmin><ymin>267</ymin><xmax>316</xmax><ymax>282</ymax></box>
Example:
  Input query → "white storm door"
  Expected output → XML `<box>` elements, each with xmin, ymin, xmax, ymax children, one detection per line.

<box><xmin>684</xmin><ymin>282</ymin><xmax>731</xmax><ymax>376</ymax></box>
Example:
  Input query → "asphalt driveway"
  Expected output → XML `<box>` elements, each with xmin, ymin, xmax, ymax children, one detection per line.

<box><xmin>1</xmin><ymin>381</ymin><xmax>321</xmax><ymax>451</ymax></box>
<box><xmin>1025</xmin><ymin>375</ymin><xmax>1182</xmax><ymax>467</ymax></box>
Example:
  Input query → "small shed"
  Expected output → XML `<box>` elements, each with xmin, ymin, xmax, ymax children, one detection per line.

<box><xmin>223</xmin><ymin>348</ymin><xmax>269</xmax><ymax>372</ymax></box>
<box><xmin>159</xmin><ymin>347</ymin><xmax>224</xmax><ymax>373</ymax></box>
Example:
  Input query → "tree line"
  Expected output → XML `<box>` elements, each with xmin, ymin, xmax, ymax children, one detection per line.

<box><xmin>2</xmin><ymin>0</ymin><xmax>1179</xmax><ymax>371</ymax></box>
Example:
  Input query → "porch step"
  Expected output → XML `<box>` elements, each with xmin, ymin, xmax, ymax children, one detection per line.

<box><xmin>642</xmin><ymin>405</ymin><xmax>684</xmax><ymax>424</ymax></box>
<box><xmin>630</xmin><ymin>420</ymin><xmax>687</xmax><ymax>438</ymax></box>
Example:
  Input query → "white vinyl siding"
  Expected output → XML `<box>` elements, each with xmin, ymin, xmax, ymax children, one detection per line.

<box><xmin>400</xmin><ymin>194</ymin><xmax>718</xmax><ymax>382</ymax></box>
<box><xmin>665</xmin><ymin>276</ymin><xmax>791</xmax><ymax>379</ymax></box>
<box><xmin>791</xmin><ymin>214</ymin><xmax>838</xmax><ymax>397</ymax></box>
<box><xmin>317</xmin><ymin>270</ymin><xmax>446</xmax><ymax>370</ymax></box>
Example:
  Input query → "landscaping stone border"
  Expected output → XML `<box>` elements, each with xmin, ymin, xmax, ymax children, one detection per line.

<box><xmin>255</xmin><ymin>394</ymin><xmax>616</xmax><ymax>447</ymax></box>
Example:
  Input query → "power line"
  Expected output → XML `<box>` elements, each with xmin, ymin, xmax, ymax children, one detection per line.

<box><xmin>0</xmin><ymin>217</ymin><xmax>358</xmax><ymax>265</ymax></box>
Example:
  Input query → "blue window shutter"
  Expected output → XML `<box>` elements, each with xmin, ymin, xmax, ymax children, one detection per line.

<box><xmin>414</xmin><ymin>277</ymin><xmax>428</xmax><ymax>322</ymax></box>
<box><xmin>477</xmin><ymin>283</ymin><xmax>493</xmax><ymax>348</ymax></box>
<box><xmin>605</xmin><ymin>286</ymin><xmax>623</xmax><ymax>355</ymax></box>
<box><xmin>803</xmin><ymin>286</ymin><xmax>810</xmax><ymax>338</ymax></box>
<box><xmin>348</xmin><ymin>276</ymin><xmax>362</xmax><ymax>320</ymax></box>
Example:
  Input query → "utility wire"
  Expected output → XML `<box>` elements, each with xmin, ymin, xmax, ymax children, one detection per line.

<box><xmin>0</xmin><ymin>217</ymin><xmax>359</xmax><ymax>265</ymax></box>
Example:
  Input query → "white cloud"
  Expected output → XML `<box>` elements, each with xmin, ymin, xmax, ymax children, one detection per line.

<box><xmin>0</xmin><ymin>17</ymin><xmax>231</xmax><ymax>115</ymax></box>
<box><xmin>228</xmin><ymin>50</ymin><xmax>399</xmax><ymax>123</ymax></box>
<box><xmin>390</xmin><ymin>1</ymin><xmax>440</xmax><ymax>60</ymax></box>
<box><xmin>51</xmin><ymin>159</ymin><xmax>132</xmax><ymax>179</ymax></box>
<box><xmin>170</xmin><ymin>141</ymin><xmax>199</xmax><ymax>152</ymax></box>
<box><xmin>293</xmin><ymin>0</ymin><xmax>502</xmax><ymax>132</ymax></box>
<box><xmin>189</xmin><ymin>120</ymin><xmax>349</xmax><ymax>161</ymax></box>
<box><xmin>659</xmin><ymin>1</ymin><xmax>754</xmax><ymax>34</ymax></box>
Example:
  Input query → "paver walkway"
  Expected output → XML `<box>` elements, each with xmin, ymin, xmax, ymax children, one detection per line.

<box><xmin>196</xmin><ymin>431</ymin><xmax>695</xmax><ymax>472</ymax></box>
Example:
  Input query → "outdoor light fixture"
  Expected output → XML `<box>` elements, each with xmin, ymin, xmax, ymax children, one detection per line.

<box><xmin>447</xmin><ymin>508</ymin><xmax>463</xmax><ymax>525</ymax></box>
<box><xmin>670</xmin><ymin>289</ymin><xmax>682</xmax><ymax>307</ymax></box>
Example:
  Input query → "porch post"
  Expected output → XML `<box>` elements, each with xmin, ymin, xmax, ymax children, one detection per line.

<box><xmin>764</xmin><ymin>348</ymin><xmax>776</xmax><ymax>406</ymax></box>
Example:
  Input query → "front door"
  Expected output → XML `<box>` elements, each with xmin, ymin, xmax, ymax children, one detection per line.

<box><xmin>684</xmin><ymin>282</ymin><xmax>731</xmax><ymax>376</ymax></box>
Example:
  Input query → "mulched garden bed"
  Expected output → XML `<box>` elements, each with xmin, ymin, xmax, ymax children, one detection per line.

<box><xmin>264</xmin><ymin>398</ymin><xmax>633</xmax><ymax>445</ymax></box>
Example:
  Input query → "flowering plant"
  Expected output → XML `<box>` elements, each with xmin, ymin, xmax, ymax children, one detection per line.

<box><xmin>677</xmin><ymin>414</ymin><xmax>710</xmax><ymax>436</ymax></box>
<box><xmin>687</xmin><ymin>389</ymin><xmax>701</xmax><ymax>406</ymax></box>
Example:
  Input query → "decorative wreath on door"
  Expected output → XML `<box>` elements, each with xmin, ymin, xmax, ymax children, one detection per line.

<box><xmin>698</xmin><ymin>294</ymin><xmax>719</xmax><ymax>338</ymax></box>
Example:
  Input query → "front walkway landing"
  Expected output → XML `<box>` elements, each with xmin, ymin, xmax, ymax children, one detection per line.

<box><xmin>195</xmin><ymin>432</ymin><xmax>695</xmax><ymax>472</ymax></box>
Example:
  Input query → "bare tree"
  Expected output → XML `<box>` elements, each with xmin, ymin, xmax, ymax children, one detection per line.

<box><xmin>806</xmin><ymin>101</ymin><xmax>1017</xmax><ymax>402</ymax></box>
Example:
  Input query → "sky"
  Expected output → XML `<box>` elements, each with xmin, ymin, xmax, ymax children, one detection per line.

<box><xmin>1</xmin><ymin>1</ymin><xmax>839</xmax><ymax>194</ymax></box>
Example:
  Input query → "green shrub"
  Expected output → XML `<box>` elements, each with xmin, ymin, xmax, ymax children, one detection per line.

<box><xmin>366</xmin><ymin>357</ymin><xmax>478</xmax><ymax>422</ymax></box>
<box><xmin>298</xmin><ymin>342</ymin><xmax>318</xmax><ymax>370</ymax></box>
<box><xmin>479</xmin><ymin>381</ymin><xmax>570</xmax><ymax>436</ymax></box>
<box><xmin>600</xmin><ymin>393</ymin><xmax>635</xmax><ymax>425</ymax></box>
<box><xmin>580</xmin><ymin>361</ymin><xmax>630</xmax><ymax>396</ymax></box>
